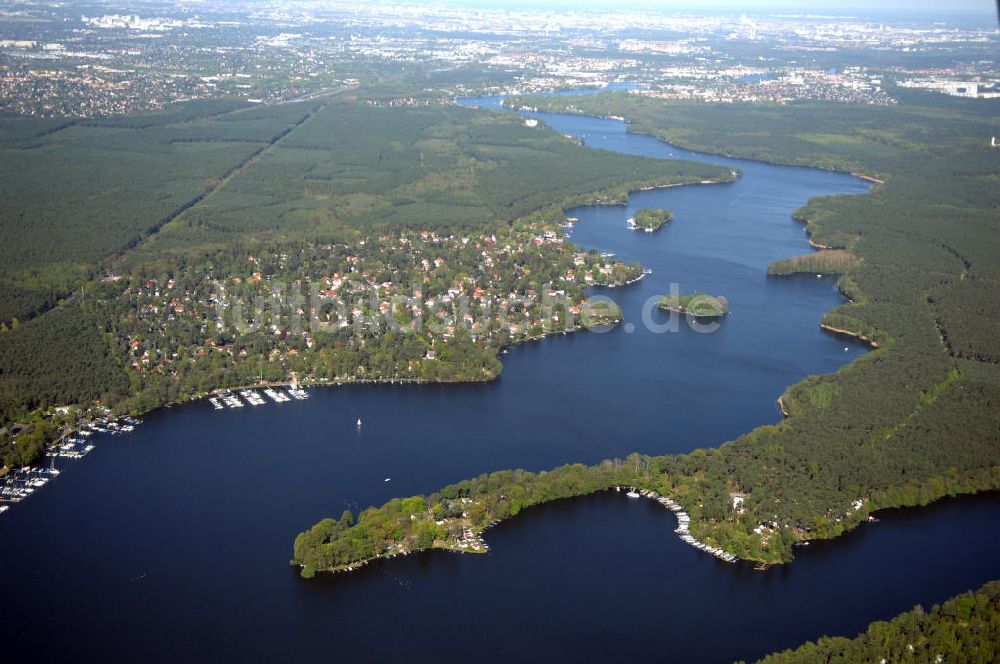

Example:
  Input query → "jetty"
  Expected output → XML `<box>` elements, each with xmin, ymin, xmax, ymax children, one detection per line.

<box><xmin>1</xmin><ymin>466</ymin><xmax>61</xmax><ymax>506</ymax></box>
<box><xmin>3</xmin><ymin>414</ymin><xmax>142</xmax><ymax>515</ymax></box>
<box><xmin>263</xmin><ymin>388</ymin><xmax>291</xmax><ymax>403</ymax></box>
<box><xmin>617</xmin><ymin>486</ymin><xmax>737</xmax><ymax>563</ymax></box>
<box><xmin>209</xmin><ymin>386</ymin><xmax>306</xmax><ymax>410</ymax></box>
<box><xmin>221</xmin><ymin>393</ymin><xmax>244</xmax><ymax>408</ymax></box>
<box><xmin>240</xmin><ymin>389</ymin><xmax>267</xmax><ymax>406</ymax></box>
<box><xmin>287</xmin><ymin>387</ymin><xmax>309</xmax><ymax>400</ymax></box>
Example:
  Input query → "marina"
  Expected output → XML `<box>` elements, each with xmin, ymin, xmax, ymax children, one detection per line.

<box><xmin>1</xmin><ymin>466</ymin><xmax>61</xmax><ymax>504</ymax></box>
<box><xmin>221</xmin><ymin>393</ymin><xmax>244</xmax><ymax>408</ymax></box>
<box><xmin>240</xmin><ymin>390</ymin><xmax>267</xmax><ymax>406</ymax></box>
<box><xmin>208</xmin><ymin>386</ymin><xmax>312</xmax><ymax>411</ymax></box>
<box><xmin>264</xmin><ymin>388</ymin><xmax>290</xmax><ymax>403</ymax></box>
<box><xmin>1</xmin><ymin>415</ymin><xmax>140</xmax><ymax>512</ymax></box>
<box><xmin>287</xmin><ymin>387</ymin><xmax>310</xmax><ymax>400</ymax></box>
<box><xmin>617</xmin><ymin>486</ymin><xmax>737</xmax><ymax>563</ymax></box>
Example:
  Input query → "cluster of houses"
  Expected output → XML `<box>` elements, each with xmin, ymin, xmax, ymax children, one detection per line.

<box><xmin>112</xmin><ymin>226</ymin><xmax>635</xmax><ymax>378</ymax></box>
<box><xmin>455</xmin><ymin>528</ymin><xmax>489</xmax><ymax>552</ymax></box>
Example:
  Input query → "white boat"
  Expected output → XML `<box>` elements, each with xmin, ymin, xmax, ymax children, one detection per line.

<box><xmin>626</xmin><ymin>490</ymin><xmax>640</xmax><ymax>498</ymax></box>
<box><xmin>356</xmin><ymin>418</ymin><xmax>363</xmax><ymax>428</ymax></box>
<box><xmin>263</xmin><ymin>388</ymin><xmax>290</xmax><ymax>403</ymax></box>
<box><xmin>240</xmin><ymin>390</ymin><xmax>266</xmax><ymax>406</ymax></box>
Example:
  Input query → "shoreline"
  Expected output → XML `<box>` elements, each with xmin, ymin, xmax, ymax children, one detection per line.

<box><xmin>302</xmin><ymin>486</ymin><xmax>743</xmax><ymax>578</ymax></box>
<box><xmin>851</xmin><ymin>172</ymin><xmax>885</xmax><ymax>185</ymax></box>
<box><xmin>807</xmin><ymin>238</ymin><xmax>835</xmax><ymax>250</ymax></box>
<box><xmin>115</xmin><ymin>307</ymin><xmax>631</xmax><ymax>420</ymax></box>
<box><xmin>819</xmin><ymin>322</ymin><xmax>881</xmax><ymax>349</ymax></box>
<box><xmin>510</xmin><ymin>94</ymin><xmax>877</xmax><ymax>189</ymax></box>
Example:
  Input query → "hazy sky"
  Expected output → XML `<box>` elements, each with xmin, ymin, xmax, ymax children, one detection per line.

<box><xmin>428</xmin><ymin>0</ymin><xmax>999</xmax><ymax>15</ymax></box>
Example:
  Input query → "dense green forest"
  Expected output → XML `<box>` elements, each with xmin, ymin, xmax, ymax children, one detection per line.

<box><xmin>0</xmin><ymin>96</ymin><xmax>729</xmax><ymax>465</ymax></box>
<box><xmin>295</xmin><ymin>94</ymin><xmax>1000</xmax><ymax>573</ymax></box>
<box><xmin>767</xmin><ymin>249</ymin><xmax>861</xmax><ymax>276</ymax></box>
<box><xmin>0</xmin><ymin>303</ymin><xmax>128</xmax><ymax>467</ymax></box>
<box><xmin>0</xmin><ymin>99</ymin><xmax>311</xmax><ymax>323</ymax></box>
<box><xmin>745</xmin><ymin>580</ymin><xmax>1000</xmax><ymax>664</ymax></box>
<box><xmin>142</xmin><ymin>99</ymin><xmax>728</xmax><ymax>258</ymax></box>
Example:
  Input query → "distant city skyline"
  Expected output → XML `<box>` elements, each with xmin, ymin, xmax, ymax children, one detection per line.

<box><xmin>418</xmin><ymin>0</ymin><xmax>998</xmax><ymax>16</ymax></box>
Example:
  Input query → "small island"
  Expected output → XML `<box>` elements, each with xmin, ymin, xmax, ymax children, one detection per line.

<box><xmin>628</xmin><ymin>208</ymin><xmax>673</xmax><ymax>233</ymax></box>
<box><xmin>658</xmin><ymin>292</ymin><xmax>729</xmax><ymax>317</ymax></box>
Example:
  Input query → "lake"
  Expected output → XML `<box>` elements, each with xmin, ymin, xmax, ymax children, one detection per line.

<box><xmin>0</xmin><ymin>95</ymin><xmax>995</xmax><ymax>663</ymax></box>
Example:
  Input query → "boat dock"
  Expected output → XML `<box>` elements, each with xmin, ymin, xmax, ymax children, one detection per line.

<box><xmin>287</xmin><ymin>387</ymin><xmax>309</xmax><ymax>400</ymax></box>
<box><xmin>239</xmin><ymin>389</ymin><xmax>266</xmax><ymax>406</ymax></box>
<box><xmin>221</xmin><ymin>393</ymin><xmax>244</xmax><ymax>408</ymax></box>
<box><xmin>617</xmin><ymin>486</ymin><xmax>738</xmax><ymax>563</ymax></box>
<box><xmin>263</xmin><ymin>388</ymin><xmax>290</xmax><ymax>403</ymax></box>
<box><xmin>1</xmin><ymin>466</ymin><xmax>61</xmax><ymax>504</ymax></box>
<box><xmin>210</xmin><ymin>385</ymin><xmax>309</xmax><ymax>410</ymax></box>
<box><xmin>2</xmin><ymin>414</ymin><xmax>141</xmax><ymax>515</ymax></box>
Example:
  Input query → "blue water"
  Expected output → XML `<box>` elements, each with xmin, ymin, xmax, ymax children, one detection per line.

<box><xmin>0</xmin><ymin>96</ymin><xmax>996</xmax><ymax>663</ymax></box>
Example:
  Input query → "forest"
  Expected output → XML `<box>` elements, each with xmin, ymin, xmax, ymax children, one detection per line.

<box><xmin>0</xmin><ymin>99</ymin><xmax>310</xmax><ymax>324</ymax></box>
<box><xmin>766</xmin><ymin>250</ymin><xmax>861</xmax><ymax>276</ymax></box>
<box><xmin>746</xmin><ymin>580</ymin><xmax>1000</xmax><ymax>664</ymax></box>
<box><xmin>140</xmin><ymin>99</ymin><xmax>728</xmax><ymax>259</ymax></box>
<box><xmin>294</xmin><ymin>93</ymin><xmax>1000</xmax><ymax>572</ymax></box>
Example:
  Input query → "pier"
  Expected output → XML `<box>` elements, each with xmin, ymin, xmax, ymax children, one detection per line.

<box><xmin>2</xmin><ymin>415</ymin><xmax>141</xmax><ymax>514</ymax></box>
<box><xmin>210</xmin><ymin>386</ymin><xmax>310</xmax><ymax>410</ymax></box>
<box><xmin>617</xmin><ymin>486</ymin><xmax>737</xmax><ymax>563</ymax></box>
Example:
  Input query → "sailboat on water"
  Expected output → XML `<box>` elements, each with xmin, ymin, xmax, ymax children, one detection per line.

<box><xmin>356</xmin><ymin>418</ymin><xmax>363</xmax><ymax>429</ymax></box>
